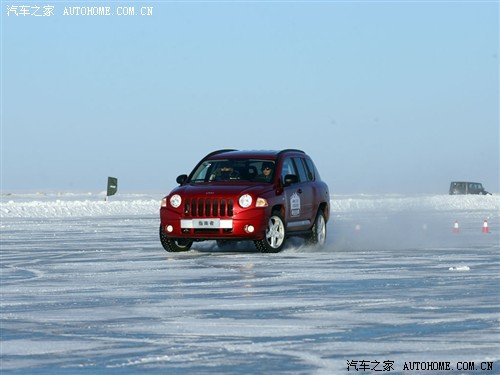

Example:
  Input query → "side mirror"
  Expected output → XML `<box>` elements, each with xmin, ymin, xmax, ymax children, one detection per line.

<box><xmin>283</xmin><ymin>174</ymin><xmax>299</xmax><ymax>186</ymax></box>
<box><xmin>176</xmin><ymin>174</ymin><xmax>188</xmax><ymax>185</ymax></box>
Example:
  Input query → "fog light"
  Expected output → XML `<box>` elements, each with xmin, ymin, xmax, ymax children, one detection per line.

<box><xmin>166</xmin><ymin>225</ymin><xmax>173</xmax><ymax>233</ymax></box>
<box><xmin>244</xmin><ymin>225</ymin><xmax>255</xmax><ymax>233</ymax></box>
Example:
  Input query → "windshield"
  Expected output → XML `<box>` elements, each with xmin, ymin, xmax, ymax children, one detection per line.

<box><xmin>190</xmin><ymin>159</ymin><xmax>275</xmax><ymax>183</ymax></box>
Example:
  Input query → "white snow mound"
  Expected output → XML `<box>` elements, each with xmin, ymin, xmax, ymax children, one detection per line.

<box><xmin>1</xmin><ymin>192</ymin><xmax>499</xmax><ymax>219</ymax></box>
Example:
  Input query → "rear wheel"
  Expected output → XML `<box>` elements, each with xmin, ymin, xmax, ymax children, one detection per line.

<box><xmin>307</xmin><ymin>209</ymin><xmax>327</xmax><ymax>247</ymax></box>
<box><xmin>159</xmin><ymin>226</ymin><xmax>193</xmax><ymax>252</ymax></box>
<box><xmin>254</xmin><ymin>212</ymin><xmax>286</xmax><ymax>253</ymax></box>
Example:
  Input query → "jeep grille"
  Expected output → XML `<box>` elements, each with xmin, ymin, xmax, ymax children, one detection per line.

<box><xmin>184</xmin><ymin>198</ymin><xmax>234</xmax><ymax>217</ymax></box>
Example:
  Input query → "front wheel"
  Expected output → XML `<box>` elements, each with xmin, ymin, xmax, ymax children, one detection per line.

<box><xmin>254</xmin><ymin>212</ymin><xmax>286</xmax><ymax>253</ymax></box>
<box><xmin>159</xmin><ymin>226</ymin><xmax>193</xmax><ymax>252</ymax></box>
<box><xmin>307</xmin><ymin>210</ymin><xmax>327</xmax><ymax>247</ymax></box>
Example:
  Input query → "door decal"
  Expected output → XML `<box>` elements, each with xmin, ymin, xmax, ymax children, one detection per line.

<box><xmin>290</xmin><ymin>192</ymin><xmax>301</xmax><ymax>217</ymax></box>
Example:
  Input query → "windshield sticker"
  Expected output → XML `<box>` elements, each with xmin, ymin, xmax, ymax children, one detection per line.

<box><xmin>290</xmin><ymin>192</ymin><xmax>301</xmax><ymax>217</ymax></box>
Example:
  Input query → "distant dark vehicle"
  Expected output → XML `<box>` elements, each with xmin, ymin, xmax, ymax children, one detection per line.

<box><xmin>449</xmin><ymin>181</ymin><xmax>491</xmax><ymax>195</ymax></box>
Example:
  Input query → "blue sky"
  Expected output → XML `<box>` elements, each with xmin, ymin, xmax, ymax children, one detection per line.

<box><xmin>2</xmin><ymin>1</ymin><xmax>498</xmax><ymax>194</ymax></box>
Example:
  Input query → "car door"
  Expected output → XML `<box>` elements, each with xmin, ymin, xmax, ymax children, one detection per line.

<box><xmin>293</xmin><ymin>157</ymin><xmax>314</xmax><ymax>225</ymax></box>
<box><xmin>280</xmin><ymin>157</ymin><xmax>313</xmax><ymax>231</ymax></box>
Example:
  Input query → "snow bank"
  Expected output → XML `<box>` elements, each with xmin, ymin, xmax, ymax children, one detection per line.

<box><xmin>331</xmin><ymin>194</ymin><xmax>499</xmax><ymax>213</ymax></box>
<box><xmin>1</xmin><ymin>192</ymin><xmax>161</xmax><ymax>218</ymax></box>
<box><xmin>1</xmin><ymin>192</ymin><xmax>499</xmax><ymax>219</ymax></box>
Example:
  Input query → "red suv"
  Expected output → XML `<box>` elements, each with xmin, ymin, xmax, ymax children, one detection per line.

<box><xmin>160</xmin><ymin>149</ymin><xmax>330</xmax><ymax>253</ymax></box>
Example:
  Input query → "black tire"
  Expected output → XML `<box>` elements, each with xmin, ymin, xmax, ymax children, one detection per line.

<box><xmin>159</xmin><ymin>225</ymin><xmax>193</xmax><ymax>252</ymax></box>
<box><xmin>306</xmin><ymin>209</ymin><xmax>327</xmax><ymax>247</ymax></box>
<box><xmin>254</xmin><ymin>212</ymin><xmax>286</xmax><ymax>253</ymax></box>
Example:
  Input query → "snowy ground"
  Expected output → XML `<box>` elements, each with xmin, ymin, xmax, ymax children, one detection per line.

<box><xmin>1</xmin><ymin>193</ymin><xmax>499</xmax><ymax>374</ymax></box>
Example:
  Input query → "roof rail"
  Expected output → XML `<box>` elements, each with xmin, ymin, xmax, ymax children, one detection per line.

<box><xmin>203</xmin><ymin>149</ymin><xmax>238</xmax><ymax>159</ymax></box>
<box><xmin>277</xmin><ymin>149</ymin><xmax>305</xmax><ymax>157</ymax></box>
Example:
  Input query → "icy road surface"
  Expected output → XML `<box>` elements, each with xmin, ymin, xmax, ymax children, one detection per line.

<box><xmin>1</xmin><ymin>193</ymin><xmax>499</xmax><ymax>374</ymax></box>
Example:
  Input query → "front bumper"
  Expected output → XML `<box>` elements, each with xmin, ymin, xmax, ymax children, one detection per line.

<box><xmin>160</xmin><ymin>206</ymin><xmax>269</xmax><ymax>241</ymax></box>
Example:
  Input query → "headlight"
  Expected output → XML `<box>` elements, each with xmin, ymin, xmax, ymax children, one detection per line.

<box><xmin>256</xmin><ymin>197</ymin><xmax>268</xmax><ymax>207</ymax></box>
<box><xmin>239</xmin><ymin>194</ymin><xmax>252</xmax><ymax>208</ymax></box>
<box><xmin>169</xmin><ymin>194</ymin><xmax>182</xmax><ymax>208</ymax></box>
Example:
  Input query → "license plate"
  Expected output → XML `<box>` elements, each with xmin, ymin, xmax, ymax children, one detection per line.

<box><xmin>181</xmin><ymin>219</ymin><xmax>233</xmax><ymax>229</ymax></box>
<box><xmin>193</xmin><ymin>218</ymin><xmax>221</xmax><ymax>229</ymax></box>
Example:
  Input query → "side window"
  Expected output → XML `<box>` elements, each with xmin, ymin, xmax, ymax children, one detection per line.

<box><xmin>304</xmin><ymin>158</ymin><xmax>316</xmax><ymax>181</ymax></box>
<box><xmin>281</xmin><ymin>158</ymin><xmax>296</xmax><ymax>179</ymax></box>
<box><xmin>470</xmin><ymin>183</ymin><xmax>481</xmax><ymax>193</ymax></box>
<box><xmin>293</xmin><ymin>158</ymin><xmax>308</xmax><ymax>182</ymax></box>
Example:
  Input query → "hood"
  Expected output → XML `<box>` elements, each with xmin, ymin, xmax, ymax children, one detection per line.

<box><xmin>171</xmin><ymin>183</ymin><xmax>273</xmax><ymax>198</ymax></box>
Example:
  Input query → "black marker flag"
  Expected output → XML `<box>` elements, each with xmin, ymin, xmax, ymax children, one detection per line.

<box><xmin>107</xmin><ymin>177</ymin><xmax>118</xmax><ymax>197</ymax></box>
